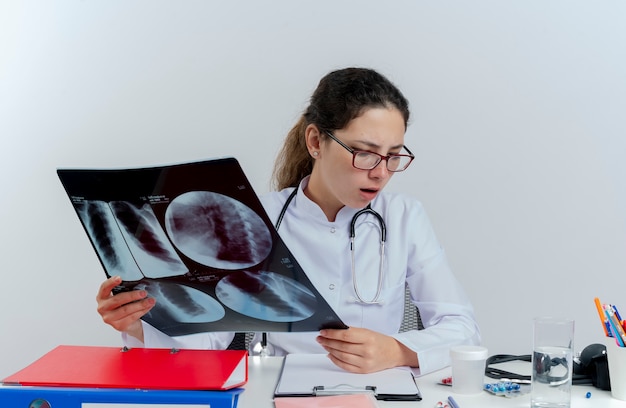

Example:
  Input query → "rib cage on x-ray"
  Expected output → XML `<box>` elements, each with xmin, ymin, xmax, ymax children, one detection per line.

<box><xmin>164</xmin><ymin>191</ymin><xmax>272</xmax><ymax>270</ymax></box>
<box><xmin>76</xmin><ymin>200</ymin><xmax>188</xmax><ymax>281</ymax></box>
<box><xmin>136</xmin><ymin>280</ymin><xmax>226</xmax><ymax>324</ymax></box>
<box><xmin>215</xmin><ymin>270</ymin><xmax>317</xmax><ymax>322</ymax></box>
<box><xmin>77</xmin><ymin>201</ymin><xmax>143</xmax><ymax>281</ymax></box>
<box><xmin>110</xmin><ymin>201</ymin><xmax>188</xmax><ymax>277</ymax></box>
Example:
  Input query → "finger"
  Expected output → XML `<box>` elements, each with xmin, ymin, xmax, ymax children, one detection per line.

<box><xmin>317</xmin><ymin>328</ymin><xmax>367</xmax><ymax>353</ymax></box>
<box><xmin>117</xmin><ymin>296</ymin><xmax>155</xmax><ymax>318</ymax></box>
<box><xmin>319</xmin><ymin>328</ymin><xmax>350</xmax><ymax>340</ymax></box>
<box><xmin>97</xmin><ymin>289</ymin><xmax>151</xmax><ymax>316</ymax></box>
<box><xmin>96</xmin><ymin>276</ymin><xmax>122</xmax><ymax>301</ymax></box>
<box><xmin>320</xmin><ymin>327</ymin><xmax>371</xmax><ymax>344</ymax></box>
<box><xmin>317</xmin><ymin>335</ymin><xmax>352</xmax><ymax>354</ymax></box>
<box><xmin>110</xmin><ymin>289</ymin><xmax>151</xmax><ymax>309</ymax></box>
<box><xmin>106</xmin><ymin>307</ymin><xmax>148</xmax><ymax>332</ymax></box>
<box><xmin>328</xmin><ymin>349</ymin><xmax>384</xmax><ymax>374</ymax></box>
<box><xmin>326</xmin><ymin>352</ymin><xmax>367</xmax><ymax>374</ymax></box>
<box><xmin>102</xmin><ymin>296</ymin><xmax>155</xmax><ymax>330</ymax></box>
<box><xmin>317</xmin><ymin>334</ymin><xmax>368</xmax><ymax>366</ymax></box>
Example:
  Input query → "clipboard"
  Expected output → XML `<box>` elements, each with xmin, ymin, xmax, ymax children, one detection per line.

<box><xmin>2</xmin><ymin>345</ymin><xmax>248</xmax><ymax>391</ymax></box>
<box><xmin>273</xmin><ymin>354</ymin><xmax>422</xmax><ymax>401</ymax></box>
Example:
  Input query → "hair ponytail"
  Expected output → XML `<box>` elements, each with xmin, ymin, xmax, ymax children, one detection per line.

<box><xmin>271</xmin><ymin>115</ymin><xmax>312</xmax><ymax>190</ymax></box>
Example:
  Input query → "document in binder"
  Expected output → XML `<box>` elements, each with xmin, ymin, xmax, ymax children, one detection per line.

<box><xmin>2</xmin><ymin>345</ymin><xmax>248</xmax><ymax>391</ymax></box>
<box><xmin>274</xmin><ymin>354</ymin><xmax>421</xmax><ymax>401</ymax></box>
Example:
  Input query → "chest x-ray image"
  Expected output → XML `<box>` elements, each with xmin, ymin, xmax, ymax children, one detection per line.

<box><xmin>58</xmin><ymin>158</ymin><xmax>346</xmax><ymax>335</ymax></box>
<box><xmin>164</xmin><ymin>191</ymin><xmax>273</xmax><ymax>270</ymax></box>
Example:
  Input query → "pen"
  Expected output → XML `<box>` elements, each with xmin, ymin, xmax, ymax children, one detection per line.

<box><xmin>604</xmin><ymin>305</ymin><xmax>626</xmax><ymax>347</ymax></box>
<box><xmin>594</xmin><ymin>297</ymin><xmax>610</xmax><ymax>336</ymax></box>
<box><xmin>447</xmin><ymin>395</ymin><xmax>461</xmax><ymax>408</ymax></box>
<box><xmin>612</xmin><ymin>304</ymin><xmax>623</xmax><ymax>322</ymax></box>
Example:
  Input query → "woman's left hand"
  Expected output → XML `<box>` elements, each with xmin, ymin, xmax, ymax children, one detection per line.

<box><xmin>316</xmin><ymin>327</ymin><xmax>418</xmax><ymax>373</ymax></box>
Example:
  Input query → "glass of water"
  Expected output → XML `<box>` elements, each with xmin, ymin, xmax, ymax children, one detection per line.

<box><xmin>531</xmin><ymin>317</ymin><xmax>575</xmax><ymax>408</ymax></box>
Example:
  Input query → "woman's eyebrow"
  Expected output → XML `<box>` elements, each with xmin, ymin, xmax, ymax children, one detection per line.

<box><xmin>355</xmin><ymin>139</ymin><xmax>405</xmax><ymax>151</ymax></box>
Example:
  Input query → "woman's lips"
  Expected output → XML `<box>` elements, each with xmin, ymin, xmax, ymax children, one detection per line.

<box><xmin>359</xmin><ymin>188</ymin><xmax>379</xmax><ymax>201</ymax></box>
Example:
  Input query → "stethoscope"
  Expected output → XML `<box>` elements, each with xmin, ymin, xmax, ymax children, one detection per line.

<box><xmin>275</xmin><ymin>187</ymin><xmax>387</xmax><ymax>305</ymax></box>
<box><xmin>254</xmin><ymin>187</ymin><xmax>387</xmax><ymax>356</ymax></box>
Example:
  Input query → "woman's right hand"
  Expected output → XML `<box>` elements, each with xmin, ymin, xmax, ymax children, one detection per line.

<box><xmin>96</xmin><ymin>276</ymin><xmax>156</xmax><ymax>343</ymax></box>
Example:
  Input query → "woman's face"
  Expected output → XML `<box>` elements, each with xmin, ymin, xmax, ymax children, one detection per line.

<box><xmin>306</xmin><ymin>107</ymin><xmax>407</xmax><ymax>220</ymax></box>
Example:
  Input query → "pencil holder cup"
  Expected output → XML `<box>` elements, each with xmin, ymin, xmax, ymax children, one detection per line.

<box><xmin>450</xmin><ymin>345</ymin><xmax>488</xmax><ymax>395</ymax></box>
<box><xmin>604</xmin><ymin>336</ymin><xmax>626</xmax><ymax>401</ymax></box>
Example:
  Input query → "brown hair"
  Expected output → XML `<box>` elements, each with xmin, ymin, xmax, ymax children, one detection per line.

<box><xmin>271</xmin><ymin>67</ymin><xmax>410</xmax><ymax>190</ymax></box>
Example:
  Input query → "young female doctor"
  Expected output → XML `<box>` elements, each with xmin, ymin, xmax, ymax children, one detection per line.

<box><xmin>96</xmin><ymin>67</ymin><xmax>481</xmax><ymax>375</ymax></box>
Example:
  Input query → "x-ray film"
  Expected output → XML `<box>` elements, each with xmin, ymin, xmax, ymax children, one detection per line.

<box><xmin>57</xmin><ymin>157</ymin><xmax>347</xmax><ymax>335</ymax></box>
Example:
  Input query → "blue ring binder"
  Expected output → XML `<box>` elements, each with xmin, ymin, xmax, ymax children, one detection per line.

<box><xmin>0</xmin><ymin>386</ymin><xmax>243</xmax><ymax>408</ymax></box>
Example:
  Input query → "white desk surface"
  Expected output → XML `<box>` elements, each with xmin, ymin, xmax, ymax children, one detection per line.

<box><xmin>239</xmin><ymin>356</ymin><xmax>626</xmax><ymax>408</ymax></box>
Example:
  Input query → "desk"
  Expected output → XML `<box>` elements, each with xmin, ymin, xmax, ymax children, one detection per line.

<box><xmin>239</xmin><ymin>356</ymin><xmax>626</xmax><ymax>408</ymax></box>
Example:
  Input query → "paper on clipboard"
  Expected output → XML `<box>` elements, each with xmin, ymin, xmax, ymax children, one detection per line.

<box><xmin>274</xmin><ymin>393</ymin><xmax>380</xmax><ymax>408</ymax></box>
<box><xmin>274</xmin><ymin>354</ymin><xmax>421</xmax><ymax>401</ymax></box>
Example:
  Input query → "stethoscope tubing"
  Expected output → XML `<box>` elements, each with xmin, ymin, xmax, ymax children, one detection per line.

<box><xmin>276</xmin><ymin>187</ymin><xmax>386</xmax><ymax>304</ymax></box>
<box><xmin>350</xmin><ymin>206</ymin><xmax>386</xmax><ymax>243</ymax></box>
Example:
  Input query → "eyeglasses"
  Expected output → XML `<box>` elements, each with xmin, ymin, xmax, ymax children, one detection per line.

<box><xmin>325</xmin><ymin>131</ymin><xmax>415</xmax><ymax>172</ymax></box>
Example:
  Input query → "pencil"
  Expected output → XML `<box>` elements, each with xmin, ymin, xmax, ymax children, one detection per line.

<box><xmin>605</xmin><ymin>305</ymin><xmax>626</xmax><ymax>347</ymax></box>
<box><xmin>594</xmin><ymin>297</ymin><xmax>609</xmax><ymax>336</ymax></box>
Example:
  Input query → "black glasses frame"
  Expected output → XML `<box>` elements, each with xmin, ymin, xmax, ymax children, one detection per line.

<box><xmin>325</xmin><ymin>131</ymin><xmax>415</xmax><ymax>172</ymax></box>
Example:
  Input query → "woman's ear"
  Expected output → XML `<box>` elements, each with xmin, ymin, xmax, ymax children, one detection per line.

<box><xmin>305</xmin><ymin>124</ymin><xmax>322</xmax><ymax>158</ymax></box>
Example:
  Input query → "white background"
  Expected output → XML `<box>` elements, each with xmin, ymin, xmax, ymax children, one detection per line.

<box><xmin>1</xmin><ymin>1</ymin><xmax>625</xmax><ymax>379</ymax></box>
